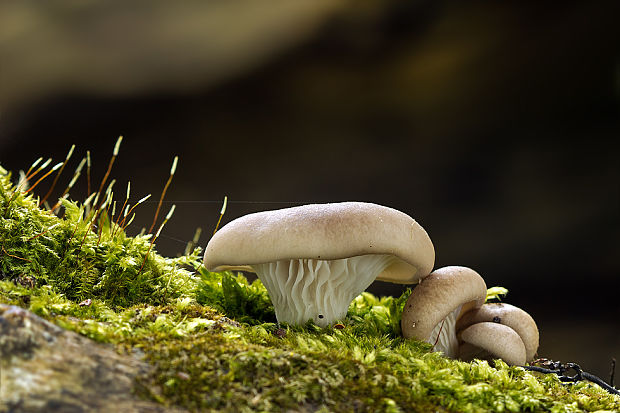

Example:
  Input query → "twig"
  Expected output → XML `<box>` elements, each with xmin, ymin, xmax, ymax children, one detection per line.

<box><xmin>523</xmin><ymin>360</ymin><xmax>619</xmax><ymax>395</ymax></box>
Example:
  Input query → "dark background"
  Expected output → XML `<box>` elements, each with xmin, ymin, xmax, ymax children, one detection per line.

<box><xmin>1</xmin><ymin>1</ymin><xmax>618</xmax><ymax>378</ymax></box>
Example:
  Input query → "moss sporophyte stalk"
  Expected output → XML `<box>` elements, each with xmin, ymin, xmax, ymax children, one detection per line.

<box><xmin>0</xmin><ymin>144</ymin><xmax>619</xmax><ymax>412</ymax></box>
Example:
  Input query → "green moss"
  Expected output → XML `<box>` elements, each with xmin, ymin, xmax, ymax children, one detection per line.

<box><xmin>2</xmin><ymin>277</ymin><xmax>619</xmax><ymax>412</ymax></box>
<box><xmin>195</xmin><ymin>267</ymin><xmax>276</xmax><ymax>325</ymax></box>
<box><xmin>486</xmin><ymin>286</ymin><xmax>509</xmax><ymax>302</ymax></box>
<box><xmin>0</xmin><ymin>167</ymin><xmax>197</xmax><ymax>308</ymax></box>
<box><xmin>0</xmin><ymin>160</ymin><xmax>618</xmax><ymax>412</ymax></box>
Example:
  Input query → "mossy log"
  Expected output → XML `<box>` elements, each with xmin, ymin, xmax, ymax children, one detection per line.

<box><xmin>0</xmin><ymin>304</ymin><xmax>185</xmax><ymax>413</ymax></box>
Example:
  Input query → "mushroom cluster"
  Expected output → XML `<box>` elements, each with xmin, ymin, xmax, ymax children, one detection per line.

<box><xmin>203</xmin><ymin>201</ymin><xmax>539</xmax><ymax>365</ymax></box>
<box><xmin>401</xmin><ymin>266</ymin><xmax>539</xmax><ymax>365</ymax></box>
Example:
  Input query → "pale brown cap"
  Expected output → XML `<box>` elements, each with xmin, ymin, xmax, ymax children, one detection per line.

<box><xmin>203</xmin><ymin>202</ymin><xmax>435</xmax><ymax>283</ymax></box>
<box><xmin>401</xmin><ymin>266</ymin><xmax>487</xmax><ymax>341</ymax></box>
<box><xmin>458</xmin><ymin>322</ymin><xmax>527</xmax><ymax>366</ymax></box>
<box><xmin>457</xmin><ymin>303</ymin><xmax>539</xmax><ymax>362</ymax></box>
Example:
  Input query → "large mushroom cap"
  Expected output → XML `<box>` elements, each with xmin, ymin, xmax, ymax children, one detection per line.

<box><xmin>457</xmin><ymin>303</ymin><xmax>539</xmax><ymax>362</ymax></box>
<box><xmin>401</xmin><ymin>266</ymin><xmax>487</xmax><ymax>358</ymax></box>
<box><xmin>204</xmin><ymin>202</ymin><xmax>435</xmax><ymax>283</ymax></box>
<box><xmin>203</xmin><ymin>202</ymin><xmax>434</xmax><ymax>326</ymax></box>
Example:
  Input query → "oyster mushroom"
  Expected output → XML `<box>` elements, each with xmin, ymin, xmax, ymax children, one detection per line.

<box><xmin>458</xmin><ymin>322</ymin><xmax>527</xmax><ymax>366</ymax></box>
<box><xmin>401</xmin><ymin>266</ymin><xmax>487</xmax><ymax>358</ymax></box>
<box><xmin>203</xmin><ymin>202</ymin><xmax>434</xmax><ymax>327</ymax></box>
<box><xmin>456</xmin><ymin>302</ymin><xmax>539</xmax><ymax>364</ymax></box>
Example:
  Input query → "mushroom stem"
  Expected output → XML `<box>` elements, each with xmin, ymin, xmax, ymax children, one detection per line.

<box><xmin>253</xmin><ymin>254</ymin><xmax>395</xmax><ymax>327</ymax></box>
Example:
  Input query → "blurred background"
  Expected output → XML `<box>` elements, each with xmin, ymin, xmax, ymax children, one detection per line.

<box><xmin>1</xmin><ymin>1</ymin><xmax>618</xmax><ymax>379</ymax></box>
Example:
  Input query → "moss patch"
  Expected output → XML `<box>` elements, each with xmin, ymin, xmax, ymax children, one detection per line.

<box><xmin>0</xmin><ymin>161</ymin><xmax>618</xmax><ymax>412</ymax></box>
<box><xmin>0</xmin><ymin>165</ymin><xmax>196</xmax><ymax>308</ymax></box>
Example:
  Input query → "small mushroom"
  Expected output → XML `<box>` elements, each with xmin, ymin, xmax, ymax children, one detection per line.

<box><xmin>458</xmin><ymin>322</ymin><xmax>527</xmax><ymax>366</ymax></box>
<box><xmin>204</xmin><ymin>202</ymin><xmax>434</xmax><ymax>327</ymax></box>
<box><xmin>456</xmin><ymin>302</ymin><xmax>539</xmax><ymax>363</ymax></box>
<box><xmin>401</xmin><ymin>266</ymin><xmax>487</xmax><ymax>358</ymax></box>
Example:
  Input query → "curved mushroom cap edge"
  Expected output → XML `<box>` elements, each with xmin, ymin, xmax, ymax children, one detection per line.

<box><xmin>204</xmin><ymin>202</ymin><xmax>435</xmax><ymax>284</ymax></box>
<box><xmin>458</xmin><ymin>322</ymin><xmax>527</xmax><ymax>366</ymax></box>
<box><xmin>457</xmin><ymin>302</ymin><xmax>539</xmax><ymax>362</ymax></box>
<box><xmin>401</xmin><ymin>266</ymin><xmax>487</xmax><ymax>341</ymax></box>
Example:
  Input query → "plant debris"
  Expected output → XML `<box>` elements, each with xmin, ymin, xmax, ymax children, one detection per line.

<box><xmin>525</xmin><ymin>359</ymin><xmax>620</xmax><ymax>396</ymax></box>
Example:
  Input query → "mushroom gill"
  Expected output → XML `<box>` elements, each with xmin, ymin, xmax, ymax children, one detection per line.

<box><xmin>253</xmin><ymin>254</ymin><xmax>396</xmax><ymax>326</ymax></box>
